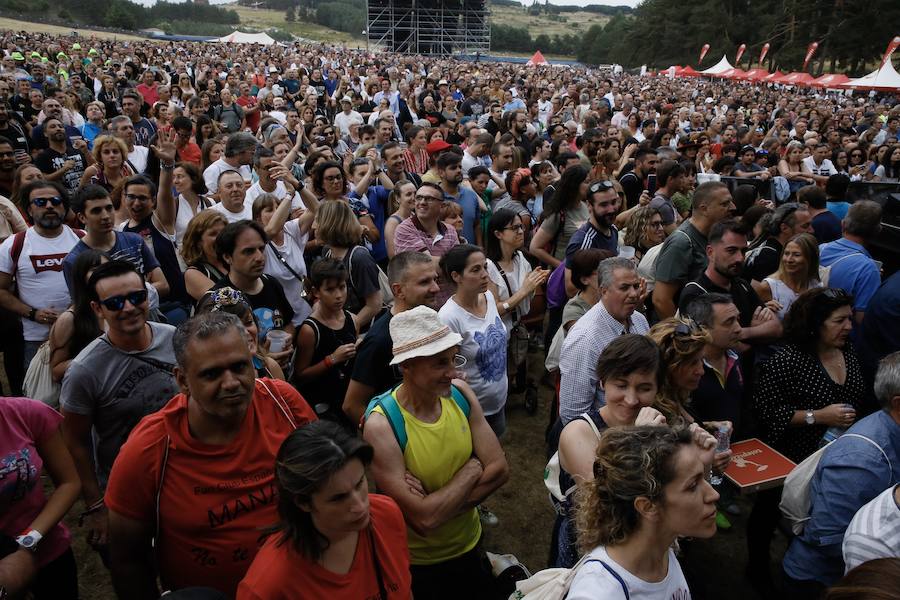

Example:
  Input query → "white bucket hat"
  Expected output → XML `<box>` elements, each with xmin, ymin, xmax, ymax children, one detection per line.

<box><xmin>389</xmin><ymin>306</ymin><xmax>462</xmax><ymax>365</ymax></box>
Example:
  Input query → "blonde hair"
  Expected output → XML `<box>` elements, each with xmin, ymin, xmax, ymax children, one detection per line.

<box><xmin>773</xmin><ymin>232</ymin><xmax>819</xmax><ymax>286</ymax></box>
<box><xmin>647</xmin><ymin>318</ymin><xmax>711</xmax><ymax>424</ymax></box>
<box><xmin>623</xmin><ymin>205</ymin><xmax>661</xmax><ymax>249</ymax></box>
<box><xmin>575</xmin><ymin>426</ymin><xmax>694</xmax><ymax>551</ymax></box>
<box><xmin>181</xmin><ymin>209</ymin><xmax>227</xmax><ymax>266</ymax></box>
<box><xmin>91</xmin><ymin>135</ymin><xmax>128</xmax><ymax>165</ymax></box>
<box><xmin>316</xmin><ymin>200</ymin><xmax>362</xmax><ymax>248</ymax></box>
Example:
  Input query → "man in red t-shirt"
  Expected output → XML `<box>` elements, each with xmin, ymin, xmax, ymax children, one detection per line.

<box><xmin>135</xmin><ymin>70</ymin><xmax>160</xmax><ymax>107</ymax></box>
<box><xmin>236</xmin><ymin>83</ymin><xmax>261</xmax><ymax>134</ymax></box>
<box><xmin>172</xmin><ymin>117</ymin><xmax>201</xmax><ymax>166</ymax></box>
<box><xmin>105</xmin><ymin>312</ymin><xmax>316</xmax><ymax>599</ymax></box>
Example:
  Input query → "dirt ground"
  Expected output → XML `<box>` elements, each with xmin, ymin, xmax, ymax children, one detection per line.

<box><xmin>0</xmin><ymin>18</ymin><xmax>145</xmax><ymax>41</ymax></box>
<box><xmin>9</xmin><ymin>348</ymin><xmax>788</xmax><ymax>599</ymax></box>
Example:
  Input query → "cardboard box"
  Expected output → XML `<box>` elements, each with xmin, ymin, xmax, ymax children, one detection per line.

<box><xmin>724</xmin><ymin>438</ymin><xmax>797</xmax><ymax>494</ymax></box>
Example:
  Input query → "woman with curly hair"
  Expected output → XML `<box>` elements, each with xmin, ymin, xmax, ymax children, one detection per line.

<box><xmin>647</xmin><ymin>317</ymin><xmax>711</xmax><ymax>426</ymax></box>
<box><xmin>569</xmin><ymin>426</ymin><xmax>719</xmax><ymax>599</ymax></box>
<box><xmin>622</xmin><ymin>205</ymin><xmax>665</xmax><ymax>263</ymax></box>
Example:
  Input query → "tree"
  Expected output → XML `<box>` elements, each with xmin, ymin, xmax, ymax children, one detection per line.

<box><xmin>285</xmin><ymin>6</ymin><xmax>295</xmax><ymax>21</ymax></box>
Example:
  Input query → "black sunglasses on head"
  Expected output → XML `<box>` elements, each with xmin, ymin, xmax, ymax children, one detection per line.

<box><xmin>98</xmin><ymin>289</ymin><xmax>148</xmax><ymax>311</ymax></box>
<box><xmin>32</xmin><ymin>196</ymin><xmax>64</xmax><ymax>207</ymax></box>
<box><xmin>588</xmin><ymin>180</ymin><xmax>615</xmax><ymax>194</ymax></box>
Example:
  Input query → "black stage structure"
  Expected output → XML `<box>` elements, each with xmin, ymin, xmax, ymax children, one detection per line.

<box><xmin>366</xmin><ymin>0</ymin><xmax>490</xmax><ymax>56</ymax></box>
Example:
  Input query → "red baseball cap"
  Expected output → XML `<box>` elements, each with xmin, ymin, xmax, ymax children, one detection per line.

<box><xmin>425</xmin><ymin>140</ymin><xmax>451</xmax><ymax>155</ymax></box>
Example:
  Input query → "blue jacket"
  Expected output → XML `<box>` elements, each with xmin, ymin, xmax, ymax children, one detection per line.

<box><xmin>783</xmin><ymin>410</ymin><xmax>900</xmax><ymax>585</ymax></box>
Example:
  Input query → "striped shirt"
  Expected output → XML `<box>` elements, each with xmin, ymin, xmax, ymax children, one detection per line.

<box><xmin>842</xmin><ymin>484</ymin><xmax>900</xmax><ymax>572</ymax></box>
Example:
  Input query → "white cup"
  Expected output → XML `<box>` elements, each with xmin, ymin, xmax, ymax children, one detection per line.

<box><xmin>267</xmin><ymin>329</ymin><xmax>290</xmax><ymax>353</ymax></box>
<box><xmin>618</xmin><ymin>245</ymin><xmax>636</xmax><ymax>260</ymax></box>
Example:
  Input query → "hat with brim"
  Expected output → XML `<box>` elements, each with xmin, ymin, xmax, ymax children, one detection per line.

<box><xmin>389</xmin><ymin>306</ymin><xmax>462</xmax><ymax>365</ymax></box>
<box><xmin>10</xmin><ymin>52</ymin><xmax>24</xmax><ymax>61</ymax></box>
<box><xmin>426</xmin><ymin>139</ymin><xmax>451</xmax><ymax>155</ymax></box>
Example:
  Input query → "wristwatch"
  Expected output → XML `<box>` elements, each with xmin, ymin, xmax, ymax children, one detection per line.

<box><xmin>805</xmin><ymin>410</ymin><xmax>816</xmax><ymax>426</ymax></box>
<box><xmin>16</xmin><ymin>529</ymin><xmax>42</xmax><ymax>552</ymax></box>
<box><xmin>26</xmin><ymin>307</ymin><xmax>37</xmax><ymax>321</ymax></box>
<box><xmin>502</xmin><ymin>302</ymin><xmax>511</xmax><ymax>313</ymax></box>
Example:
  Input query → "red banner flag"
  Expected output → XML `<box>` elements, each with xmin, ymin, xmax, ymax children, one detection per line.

<box><xmin>882</xmin><ymin>36</ymin><xmax>900</xmax><ymax>68</ymax></box>
<box><xmin>735</xmin><ymin>43</ymin><xmax>747</xmax><ymax>65</ymax></box>
<box><xmin>759</xmin><ymin>43</ymin><xmax>770</xmax><ymax>66</ymax></box>
<box><xmin>802</xmin><ymin>41</ymin><xmax>819</xmax><ymax>71</ymax></box>
<box><xmin>699</xmin><ymin>44</ymin><xmax>710</xmax><ymax>65</ymax></box>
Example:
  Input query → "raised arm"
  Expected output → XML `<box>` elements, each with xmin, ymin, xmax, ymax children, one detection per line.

<box><xmin>151</xmin><ymin>129</ymin><xmax>178</xmax><ymax>233</ymax></box>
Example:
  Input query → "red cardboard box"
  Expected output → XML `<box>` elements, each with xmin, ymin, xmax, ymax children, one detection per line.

<box><xmin>724</xmin><ymin>438</ymin><xmax>796</xmax><ymax>494</ymax></box>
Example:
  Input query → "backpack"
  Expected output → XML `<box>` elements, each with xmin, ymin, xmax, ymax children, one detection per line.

<box><xmin>780</xmin><ymin>433</ymin><xmax>893</xmax><ymax>535</ymax></box>
<box><xmin>364</xmin><ymin>385</ymin><xmax>469</xmax><ymax>451</ymax></box>
<box><xmin>509</xmin><ymin>552</ymin><xmax>630</xmax><ymax>600</ymax></box>
<box><xmin>818</xmin><ymin>252</ymin><xmax>862</xmax><ymax>287</ymax></box>
<box><xmin>342</xmin><ymin>245</ymin><xmax>394</xmax><ymax>309</ymax></box>
<box><xmin>544</xmin><ymin>412</ymin><xmax>603</xmax><ymax>508</ymax></box>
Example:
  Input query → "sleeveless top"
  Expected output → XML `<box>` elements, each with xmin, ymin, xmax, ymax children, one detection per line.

<box><xmin>764</xmin><ymin>276</ymin><xmax>822</xmax><ymax>321</ymax></box>
<box><xmin>174</xmin><ymin>194</ymin><xmax>212</xmax><ymax>246</ymax></box>
<box><xmin>371</xmin><ymin>388</ymin><xmax>481</xmax><ymax>565</ymax></box>
<box><xmin>297</xmin><ymin>311</ymin><xmax>357</xmax><ymax>412</ymax></box>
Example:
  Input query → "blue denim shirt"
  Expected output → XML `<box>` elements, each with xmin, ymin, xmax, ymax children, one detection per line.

<box><xmin>783</xmin><ymin>410</ymin><xmax>900</xmax><ymax>585</ymax></box>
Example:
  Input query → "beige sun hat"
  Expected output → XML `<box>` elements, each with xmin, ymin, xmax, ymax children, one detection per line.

<box><xmin>389</xmin><ymin>305</ymin><xmax>462</xmax><ymax>365</ymax></box>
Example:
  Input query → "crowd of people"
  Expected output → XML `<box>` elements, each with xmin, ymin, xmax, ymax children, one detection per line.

<box><xmin>2</xmin><ymin>29</ymin><xmax>900</xmax><ymax>600</ymax></box>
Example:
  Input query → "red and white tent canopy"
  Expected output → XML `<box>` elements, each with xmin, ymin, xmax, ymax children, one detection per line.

<box><xmin>527</xmin><ymin>51</ymin><xmax>548</xmax><ymax>66</ymax></box>
<box><xmin>841</xmin><ymin>60</ymin><xmax>900</xmax><ymax>92</ymax></box>
<box><xmin>809</xmin><ymin>73</ymin><xmax>850</xmax><ymax>88</ymax></box>
<box><xmin>701</xmin><ymin>55</ymin><xmax>734</xmax><ymax>76</ymax></box>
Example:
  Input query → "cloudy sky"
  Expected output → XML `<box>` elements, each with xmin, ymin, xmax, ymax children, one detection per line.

<box><xmin>133</xmin><ymin>0</ymin><xmax>640</xmax><ymax>7</ymax></box>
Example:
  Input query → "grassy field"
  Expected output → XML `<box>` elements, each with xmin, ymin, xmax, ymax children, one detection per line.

<box><xmin>230</xmin><ymin>4</ymin><xmax>365</xmax><ymax>45</ymax></box>
<box><xmin>490</xmin><ymin>4</ymin><xmax>610</xmax><ymax>38</ymax></box>
<box><xmin>0</xmin><ymin>18</ymin><xmax>145</xmax><ymax>41</ymax></box>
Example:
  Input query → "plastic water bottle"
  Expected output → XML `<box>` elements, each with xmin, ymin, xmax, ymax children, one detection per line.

<box><xmin>709</xmin><ymin>425</ymin><xmax>731</xmax><ymax>486</ymax></box>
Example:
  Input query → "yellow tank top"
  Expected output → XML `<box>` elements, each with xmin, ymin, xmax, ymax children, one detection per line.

<box><xmin>373</xmin><ymin>388</ymin><xmax>482</xmax><ymax>565</ymax></box>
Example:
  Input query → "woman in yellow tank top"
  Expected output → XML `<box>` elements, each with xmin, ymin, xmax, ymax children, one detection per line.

<box><xmin>362</xmin><ymin>305</ymin><xmax>510</xmax><ymax>600</ymax></box>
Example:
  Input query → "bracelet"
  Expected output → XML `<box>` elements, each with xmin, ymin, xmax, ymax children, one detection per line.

<box><xmin>77</xmin><ymin>498</ymin><xmax>106</xmax><ymax>526</ymax></box>
<box><xmin>161</xmin><ymin>162</ymin><xmax>175</xmax><ymax>171</ymax></box>
<box><xmin>324</xmin><ymin>355</ymin><xmax>334</xmax><ymax>368</ymax></box>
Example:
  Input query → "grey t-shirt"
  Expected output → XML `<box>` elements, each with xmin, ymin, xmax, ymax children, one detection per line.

<box><xmin>654</xmin><ymin>220</ymin><xmax>708</xmax><ymax>285</ymax></box>
<box><xmin>60</xmin><ymin>321</ymin><xmax>179</xmax><ymax>488</ymax></box>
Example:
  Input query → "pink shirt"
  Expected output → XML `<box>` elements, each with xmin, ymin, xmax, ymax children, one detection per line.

<box><xmin>0</xmin><ymin>397</ymin><xmax>71</xmax><ymax>567</ymax></box>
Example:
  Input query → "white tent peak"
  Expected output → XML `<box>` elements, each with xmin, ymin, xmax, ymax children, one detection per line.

<box><xmin>842</xmin><ymin>58</ymin><xmax>900</xmax><ymax>92</ymax></box>
<box><xmin>701</xmin><ymin>55</ymin><xmax>734</xmax><ymax>75</ymax></box>
<box><xmin>215</xmin><ymin>31</ymin><xmax>276</xmax><ymax>46</ymax></box>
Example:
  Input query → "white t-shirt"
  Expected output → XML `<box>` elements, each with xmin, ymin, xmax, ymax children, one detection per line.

<box><xmin>0</xmin><ymin>227</ymin><xmax>82</xmax><ymax>341</ymax></box>
<box><xmin>842</xmin><ymin>484</ymin><xmax>900</xmax><ymax>572</ymax></box>
<box><xmin>567</xmin><ymin>546</ymin><xmax>691</xmax><ymax>600</ymax></box>
<box><xmin>174</xmin><ymin>194</ymin><xmax>214</xmax><ymax>247</ymax></box>
<box><xmin>210</xmin><ymin>199</ymin><xmax>252</xmax><ymax>223</ymax></box>
<box><xmin>127</xmin><ymin>145</ymin><xmax>149</xmax><ymax>174</ymax></box>
<box><xmin>486</xmin><ymin>252</ymin><xmax>533</xmax><ymax>334</ymax></box>
<box><xmin>438</xmin><ymin>292</ymin><xmax>509</xmax><ymax>416</ymax></box>
<box><xmin>801</xmin><ymin>156</ymin><xmax>837</xmax><ymax>177</ymax></box>
<box><xmin>203</xmin><ymin>158</ymin><xmax>253</xmax><ymax>194</ymax></box>
<box><xmin>264</xmin><ymin>219</ymin><xmax>311</xmax><ymax>325</ymax></box>
<box><xmin>334</xmin><ymin>110</ymin><xmax>364</xmax><ymax>137</ymax></box>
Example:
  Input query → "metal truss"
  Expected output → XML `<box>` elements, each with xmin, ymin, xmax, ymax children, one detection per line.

<box><xmin>367</xmin><ymin>0</ymin><xmax>490</xmax><ymax>56</ymax></box>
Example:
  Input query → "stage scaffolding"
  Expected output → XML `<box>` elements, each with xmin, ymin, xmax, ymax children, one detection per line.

<box><xmin>366</xmin><ymin>0</ymin><xmax>490</xmax><ymax>56</ymax></box>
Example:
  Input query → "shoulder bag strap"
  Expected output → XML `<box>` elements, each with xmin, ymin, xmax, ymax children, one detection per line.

<box><xmin>267</xmin><ymin>240</ymin><xmax>305</xmax><ymax>282</ymax></box>
<box><xmin>368</xmin><ymin>524</ymin><xmax>388</xmax><ymax>599</ymax></box>
<box><xmin>257</xmin><ymin>378</ymin><xmax>298</xmax><ymax>430</ymax></box>
<box><xmin>490</xmin><ymin>258</ymin><xmax>520</xmax><ymax>325</ymax></box>
<box><xmin>579</xmin><ymin>411</ymin><xmax>603</xmax><ymax>440</ymax></box>
<box><xmin>842</xmin><ymin>433</ymin><xmax>894</xmax><ymax>479</ymax></box>
<box><xmin>595</xmin><ymin>560</ymin><xmax>630</xmax><ymax>599</ymax></box>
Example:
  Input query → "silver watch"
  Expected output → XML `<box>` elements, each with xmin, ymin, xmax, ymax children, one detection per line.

<box><xmin>805</xmin><ymin>410</ymin><xmax>816</xmax><ymax>426</ymax></box>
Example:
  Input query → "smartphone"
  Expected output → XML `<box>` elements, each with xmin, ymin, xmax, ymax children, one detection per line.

<box><xmin>647</xmin><ymin>174</ymin><xmax>657</xmax><ymax>196</ymax></box>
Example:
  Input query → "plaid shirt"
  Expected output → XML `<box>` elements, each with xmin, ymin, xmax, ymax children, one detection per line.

<box><xmin>558</xmin><ymin>300</ymin><xmax>649</xmax><ymax>424</ymax></box>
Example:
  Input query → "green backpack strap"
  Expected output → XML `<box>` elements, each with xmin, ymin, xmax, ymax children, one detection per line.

<box><xmin>364</xmin><ymin>385</ymin><xmax>471</xmax><ymax>452</ymax></box>
<box><xmin>365</xmin><ymin>386</ymin><xmax>408</xmax><ymax>451</ymax></box>
<box><xmin>450</xmin><ymin>385</ymin><xmax>470</xmax><ymax>418</ymax></box>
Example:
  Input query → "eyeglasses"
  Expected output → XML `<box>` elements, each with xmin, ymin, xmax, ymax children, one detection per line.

<box><xmin>32</xmin><ymin>196</ymin><xmax>64</xmax><ymax>207</ymax></box>
<box><xmin>97</xmin><ymin>289</ymin><xmax>148</xmax><ymax>311</ymax></box>
<box><xmin>415</xmin><ymin>194</ymin><xmax>443</xmax><ymax>203</ymax></box>
<box><xmin>504</xmin><ymin>224</ymin><xmax>525</xmax><ymax>232</ymax></box>
<box><xmin>125</xmin><ymin>193</ymin><xmax>152</xmax><ymax>203</ymax></box>
<box><xmin>588</xmin><ymin>180</ymin><xmax>615</xmax><ymax>194</ymax></box>
<box><xmin>649</xmin><ymin>220</ymin><xmax>664</xmax><ymax>229</ymax></box>
<box><xmin>822</xmin><ymin>288</ymin><xmax>851</xmax><ymax>301</ymax></box>
<box><xmin>453</xmin><ymin>354</ymin><xmax>467</xmax><ymax>368</ymax></box>
<box><xmin>323</xmin><ymin>174</ymin><xmax>344</xmax><ymax>182</ymax></box>
<box><xmin>674</xmin><ymin>320</ymin><xmax>701</xmax><ymax>337</ymax></box>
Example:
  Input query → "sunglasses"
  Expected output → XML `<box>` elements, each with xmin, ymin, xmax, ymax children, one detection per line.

<box><xmin>674</xmin><ymin>321</ymin><xmax>702</xmax><ymax>336</ymax></box>
<box><xmin>822</xmin><ymin>288</ymin><xmax>851</xmax><ymax>301</ymax></box>
<box><xmin>32</xmin><ymin>196</ymin><xmax>64</xmax><ymax>207</ymax></box>
<box><xmin>97</xmin><ymin>289</ymin><xmax>148</xmax><ymax>311</ymax></box>
<box><xmin>588</xmin><ymin>180</ymin><xmax>615</xmax><ymax>194</ymax></box>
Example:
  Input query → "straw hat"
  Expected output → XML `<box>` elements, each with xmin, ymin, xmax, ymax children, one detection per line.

<box><xmin>389</xmin><ymin>306</ymin><xmax>462</xmax><ymax>365</ymax></box>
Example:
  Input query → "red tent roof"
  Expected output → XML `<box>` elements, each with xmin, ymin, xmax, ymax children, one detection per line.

<box><xmin>777</xmin><ymin>72</ymin><xmax>816</xmax><ymax>86</ymax></box>
<box><xmin>679</xmin><ymin>65</ymin><xmax>701</xmax><ymax>77</ymax></box>
<box><xmin>741</xmin><ymin>68</ymin><xmax>770</xmax><ymax>81</ymax></box>
<box><xmin>526</xmin><ymin>50</ymin><xmax>548</xmax><ymax>66</ymax></box>
<box><xmin>762</xmin><ymin>70</ymin><xmax>785</xmax><ymax>82</ymax></box>
<box><xmin>809</xmin><ymin>73</ymin><xmax>850</xmax><ymax>88</ymax></box>
<box><xmin>718</xmin><ymin>68</ymin><xmax>748</xmax><ymax>80</ymax></box>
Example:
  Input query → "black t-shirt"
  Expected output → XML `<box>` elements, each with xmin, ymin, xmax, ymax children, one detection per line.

<box><xmin>349</xmin><ymin>310</ymin><xmax>401</xmax><ymax>395</ymax></box>
<box><xmin>460</xmin><ymin>98</ymin><xmax>485</xmax><ymax>117</ymax></box>
<box><xmin>35</xmin><ymin>146</ymin><xmax>86</xmax><ymax>195</ymax></box>
<box><xmin>811</xmin><ymin>211</ymin><xmax>842</xmax><ymax>244</ymax></box>
<box><xmin>211</xmin><ymin>274</ymin><xmax>294</xmax><ymax>334</ymax></box>
<box><xmin>678</xmin><ymin>272</ymin><xmax>762</xmax><ymax>328</ymax></box>
<box><xmin>743</xmin><ymin>238</ymin><xmax>782</xmax><ymax>283</ymax></box>
<box><xmin>123</xmin><ymin>215</ymin><xmax>188</xmax><ymax>304</ymax></box>
<box><xmin>618</xmin><ymin>171</ymin><xmax>643</xmax><ymax>209</ymax></box>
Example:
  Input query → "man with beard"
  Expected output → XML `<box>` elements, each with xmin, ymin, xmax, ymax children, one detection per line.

<box><xmin>29</xmin><ymin>97</ymin><xmax>82</xmax><ymax>151</ymax></box>
<box><xmin>508</xmin><ymin>109</ymin><xmax>531</xmax><ymax>157</ymax></box>
<box><xmin>0</xmin><ymin>180</ymin><xmax>82</xmax><ymax>367</ymax></box>
<box><xmin>60</xmin><ymin>259</ymin><xmax>179</xmax><ymax>563</ymax></box>
<box><xmin>34</xmin><ymin>117</ymin><xmax>90</xmax><ymax>195</ymax></box>
<box><xmin>563</xmin><ymin>180</ymin><xmax>619</xmax><ymax>294</ymax></box>
<box><xmin>438</xmin><ymin>152</ymin><xmax>481</xmax><ymax>246</ymax></box>
<box><xmin>0</xmin><ymin>101</ymin><xmax>31</xmax><ymax>165</ymax></box>
<box><xmin>0</xmin><ymin>137</ymin><xmax>17</xmax><ymax>196</ymax></box>
<box><xmin>679</xmin><ymin>219</ymin><xmax>781</xmax><ymax>343</ymax></box>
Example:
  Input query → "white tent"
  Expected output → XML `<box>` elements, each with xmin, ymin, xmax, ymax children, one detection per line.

<box><xmin>841</xmin><ymin>59</ymin><xmax>900</xmax><ymax>92</ymax></box>
<box><xmin>214</xmin><ymin>31</ymin><xmax>276</xmax><ymax>46</ymax></box>
<box><xmin>701</xmin><ymin>55</ymin><xmax>734</xmax><ymax>76</ymax></box>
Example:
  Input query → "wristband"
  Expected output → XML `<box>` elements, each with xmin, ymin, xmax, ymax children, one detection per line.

<box><xmin>161</xmin><ymin>162</ymin><xmax>175</xmax><ymax>171</ymax></box>
<box><xmin>324</xmin><ymin>355</ymin><xmax>334</xmax><ymax>368</ymax></box>
<box><xmin>27</xmin><ymin>307</ymin><xmax>36</xmax><ymax>321</ymax></box>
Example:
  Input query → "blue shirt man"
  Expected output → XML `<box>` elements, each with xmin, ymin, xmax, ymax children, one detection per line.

<box><xmin>782</xmin><ymin>376</ymin><xmax>900</xmax><ymax>587</ymax></box>
<box><xmin>437</xmin><ymin>154</ymin><xmax>481</xmax><ymax>245</ymax></box>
